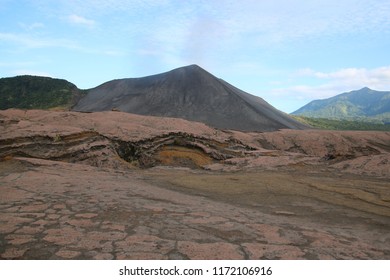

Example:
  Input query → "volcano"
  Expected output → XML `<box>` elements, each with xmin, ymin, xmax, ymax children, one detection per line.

<box><xmin>73</xmin><ymin>65</ymin><xmax>307</xmax><ymax>131</ymax></box>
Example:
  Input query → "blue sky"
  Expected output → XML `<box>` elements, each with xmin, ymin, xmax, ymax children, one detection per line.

<box><xmin>1</xmin><ymin>0</ymin><xmax>390</xmax><ymax>113</ymax></box>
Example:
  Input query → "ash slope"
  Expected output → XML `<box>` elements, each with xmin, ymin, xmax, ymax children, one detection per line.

<box><xmin>73</xmin><ymin>65</ymin><xmax>307</xmax><ymax>132</ymax></box>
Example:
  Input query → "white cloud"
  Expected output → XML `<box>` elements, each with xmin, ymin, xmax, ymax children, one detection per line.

<box><xmin>26</xmin><ymin>0</ymin><xmax>390</xmax><ymax>54</ymax></box>
<box><xmin>0</xmin><ymin>32</ymin><xmax>78</xmax><ymax>49</ymax></box>
<box><xmin>25</xmin><ymin>0</ymin><xmax>390</xmax><ymax>71</ymax></box>
<box><xmin>67</xmin><ymin>14</ymin><xmax>95</xmax><ymax>27</ymax></box>
<box><xmin>0</xmin><ymin>61</ymin><xmax>36</xmax><ymax>67</ymax></box>
<box><xmin>19</xmin><ymin>22</ymin><xmax>45</xmax><ymax>31</ymax></box>
<box><xmin>298</xmin><ymin>67</ymin><xmax>390</xmax><ymax>90</ymax></box>
<box><xmin>101</xmin><ymin>50</ymin><xmax>126</xmax><ymax>56</ymax></box>
<box><xmin>0</xmin><ymin>32</ymin><xmax>124</xmax><ymax>57</ymax></box>
<box><xmin>258</xmin><ymin>66</ymin><xmax>390</xmax><ymax>112</ymax></box>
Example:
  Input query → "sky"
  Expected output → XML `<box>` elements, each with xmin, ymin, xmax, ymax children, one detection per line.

<box><xmin>1</xmin><ymin>0</ymin><xmax>390</xmax><ymax>113</ymax></box>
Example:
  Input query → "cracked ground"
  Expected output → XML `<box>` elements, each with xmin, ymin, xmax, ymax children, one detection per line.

<box><xmin>1</xmin><ymin>157</ymin><xmax>389</xmax><ymax>259</ymax></box>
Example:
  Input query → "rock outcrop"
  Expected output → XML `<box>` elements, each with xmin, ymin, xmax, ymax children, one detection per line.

<box><xmin>1</xmin><ymin>109</ymin><xmax>389</xmax><ymax>176</ymax></box>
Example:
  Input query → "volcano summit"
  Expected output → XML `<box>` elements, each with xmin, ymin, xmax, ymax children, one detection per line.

<box><xmin>73</xmin><ymin>65</ymin><xmax>306</xmax><ymax>131</ymax></box>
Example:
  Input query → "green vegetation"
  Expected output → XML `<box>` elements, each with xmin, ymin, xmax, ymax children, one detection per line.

<box><xmin>292</xmin><ymin>87</ymin><xmax>390</xmax><ymax>130</ymax></box>
<box><xmin>292</xmin><ymin>116</ymin><xmax>390</xmax><ymax>131</ymax></box>
<box><xmin>0</xmin><ymin>75</ymin><xmax>85</xmax><ymax>110</ymax></box>
<box><xmin>292</xmin><ymin>87</ymin><xmax>390</xmax><ymax>123</ymax></box>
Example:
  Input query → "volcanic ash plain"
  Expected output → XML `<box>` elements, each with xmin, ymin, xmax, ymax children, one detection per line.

<box><xmin>0</xmin><ymin>109</ymin><xmax>389</xmax><ymax>259</ymax></box>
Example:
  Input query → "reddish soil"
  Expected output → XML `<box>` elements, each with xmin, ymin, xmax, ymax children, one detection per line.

<box><xmin>0</xmin><ymin>109</ymin><xmax>389</xmax><ymax>259</ymax></box>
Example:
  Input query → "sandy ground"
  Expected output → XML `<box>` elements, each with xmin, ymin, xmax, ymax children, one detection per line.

<box><xmin>0</xmin><ymin>109</ymin><xmax>389</xmax><ymax>259</ymax></box>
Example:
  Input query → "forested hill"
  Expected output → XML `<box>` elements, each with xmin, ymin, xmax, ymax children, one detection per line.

<box><xmin>0</xmin><ymin>75</ymin><xmax>85</xmax><ymax>110</ymax></box>
<box><xmin>292</xmin><ymin>87</ymin><xmax>390</xmax><ymax>123</ymax></box>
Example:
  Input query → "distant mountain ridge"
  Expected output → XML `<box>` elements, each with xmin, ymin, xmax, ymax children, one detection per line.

<box><xmin>73</xmin><ymin>65</ymin><xmax>307</xmax><ymax>132</ymax></box>
<box><xmin>0</xmin><ymin>75</ymin><xmax>85</xmax><ymax>110</ymax></box>
<box><xmin>292</xmin><ymin>87</ymin><xmax>390</xmax><ymax>122</ymax></box>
